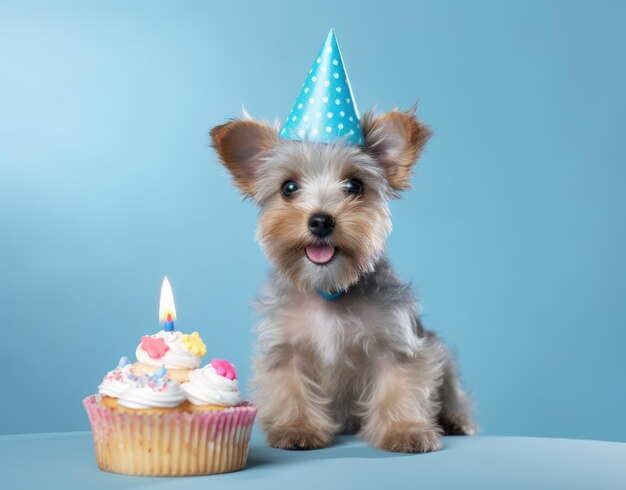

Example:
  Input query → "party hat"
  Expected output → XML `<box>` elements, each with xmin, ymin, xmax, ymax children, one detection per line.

<box><xmin>280</xmin><ymin>29</ymin><xmax>364</xmax><ymax>146</ymax></box>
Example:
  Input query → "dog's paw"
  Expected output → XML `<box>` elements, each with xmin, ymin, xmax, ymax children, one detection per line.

<box><xmin>439</xmin><ymin>414</ymin><xmax>478</xmax><ymax>436</ymax></box>
<box><xmin>377</xmin><ymin>422</ymin><xmax>443</xmax><ymax>453</ymax></box>
<box><xmin>267</xmin><ymin>427</ymin><xmax>332</xmax><ymax>450</ymax></box>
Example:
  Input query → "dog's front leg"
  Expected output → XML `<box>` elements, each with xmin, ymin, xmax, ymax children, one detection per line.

<box><xmin>359</xmin><ymin>346</ymin><xmax>445</xmax><ymax>453</ymax></box>
<box><xmin>254</xmin><ymin>348</ymin><xmax>338</xmax><ymax>450</ymax></box>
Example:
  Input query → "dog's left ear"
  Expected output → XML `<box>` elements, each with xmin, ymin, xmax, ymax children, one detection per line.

<box><xmin>362</xmin><ymin>109</ymin><xmax>432</xmax><ymax>191</ymax></box>
<box><xmin>210</xmin><ymin>119</ymin><xmax>278</xmax><ymax>197</ymax></box>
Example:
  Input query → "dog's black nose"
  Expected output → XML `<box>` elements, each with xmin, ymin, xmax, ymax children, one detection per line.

<box><xmin>309</xmin><ymin>214</ymin><xmax>335</xmax><ymax>237</ymax></box>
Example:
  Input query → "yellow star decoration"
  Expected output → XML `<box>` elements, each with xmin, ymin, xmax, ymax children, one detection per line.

<box><xmin>181</xmin><ymin>331</ymin><xmax>207</xmax><ymax>356</ymax></box>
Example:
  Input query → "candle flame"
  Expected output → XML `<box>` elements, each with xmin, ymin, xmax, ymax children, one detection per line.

<box><xmin>159</xmin><ymin>277</ymin><xmax>177</xmax><ymax>323</ymax></box>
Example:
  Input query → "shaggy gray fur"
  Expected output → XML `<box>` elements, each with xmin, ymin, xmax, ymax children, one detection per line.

<box><xmin>211</xmin><ymin>109</ymin><xmax>476</xmax><ymax>452</ymax></box>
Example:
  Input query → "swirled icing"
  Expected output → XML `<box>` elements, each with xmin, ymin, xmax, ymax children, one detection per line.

<box><xmin>136</xmin><ymin>330</ymin><xmax>203</xmax><ymax>369</ymax></box>
<box><xmin>181</xmin><ymin>362</ymin><xmax>242</xmax><ymax>406</ymax></box>
<box><xmin>117</xmin><ymin>373</ymin><xmax>185</xmax><ymax>409</ymax></box>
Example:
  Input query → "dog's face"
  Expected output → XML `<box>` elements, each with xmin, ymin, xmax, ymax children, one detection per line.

<box><xmin>211</xmin><ymin>110</ymin><xmax>431</xmax><ymax>293</ymax></box>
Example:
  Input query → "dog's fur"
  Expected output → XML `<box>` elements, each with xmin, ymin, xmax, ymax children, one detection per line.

<box><xmin>211</xmin><ymin>108</ymin><xmax>476</xmax><ymax>453</ymax></box>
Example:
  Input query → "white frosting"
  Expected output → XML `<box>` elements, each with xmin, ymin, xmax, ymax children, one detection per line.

<box><xmin>135</xmin><ymin>330</ymin><xmax>202</xmax><ymax>369</ymax></box>
<box><xmin>181</xmin><ymin>364</ymin><xmax>243</xmax><ymax>406</ymax></box>
<box><xmin>117</xmin><ymin>376</ymin><xmax>185</xmax><ymax>409</ymax></box>
<box><xmin>98</xmin><ymin>364</ymin><xmax>132</xmax><ymax>398</ymax></box>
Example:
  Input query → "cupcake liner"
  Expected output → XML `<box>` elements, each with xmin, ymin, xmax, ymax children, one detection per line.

<box><xmin>83</xmin><ymin>395</ymin><xmax>257</xmax><ymax>476</ymax></box>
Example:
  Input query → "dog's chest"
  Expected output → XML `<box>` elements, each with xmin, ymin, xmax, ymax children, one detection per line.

<box><xmin>288</xmin><ymin>294</ymin><xmax>382</xmax><ymax>366</ymax></box>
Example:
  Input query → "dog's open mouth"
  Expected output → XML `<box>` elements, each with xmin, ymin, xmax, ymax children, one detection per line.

<box><xmin>305</xmin><ymin>244</ymin><xmax>336</xmax><ymax>265</ymax></box>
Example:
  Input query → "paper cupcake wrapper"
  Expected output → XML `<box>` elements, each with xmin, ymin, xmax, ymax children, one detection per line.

<box><xmin>83</xmin><ymin>395</ymin><xmax>257</xmax><ymax>476</ymax></box>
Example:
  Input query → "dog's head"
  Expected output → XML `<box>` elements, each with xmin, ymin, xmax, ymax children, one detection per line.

<box><xmin>211</xmin><ymin>109</ymin><xmax>431</xmax><ymax>293</ymax></box>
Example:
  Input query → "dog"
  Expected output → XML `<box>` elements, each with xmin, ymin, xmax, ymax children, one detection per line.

<box><xmin>210</xmin><ymin>107</ymin><xmax>476</xmax><ymax>453</ymax></box>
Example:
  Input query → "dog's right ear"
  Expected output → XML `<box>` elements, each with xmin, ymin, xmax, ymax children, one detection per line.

<box><xmin>210</xmin><ymin>119</ymin><xmax>278</xmax><ymax>197</ymax></box>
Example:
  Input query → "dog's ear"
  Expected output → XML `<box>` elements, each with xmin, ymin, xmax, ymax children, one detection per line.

<box><xmin>362</xmin><ymin>109</ymin><xmax>432</xmax><ymax>191</ymax></box>
<box><xmin>210</xmin><ymin>119</ymin><xmax>278</xmax><ymax>197</ymax></box>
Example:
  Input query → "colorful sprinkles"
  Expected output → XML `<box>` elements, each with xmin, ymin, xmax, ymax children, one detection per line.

<box><xmin>126</xmin><ymin>370</ymin><xmax>174</xmax><ymax>392</ymax></box>
<box><xmin>102</xmin><ymin>363</ymin><xmax>131</xmax><ymax>383</ymax></box>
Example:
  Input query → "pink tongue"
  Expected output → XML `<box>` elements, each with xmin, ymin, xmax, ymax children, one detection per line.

<box><xmin>306</xmin><ymin>245</ymin><xmax>335</xmax><ymax>264</ymax></box>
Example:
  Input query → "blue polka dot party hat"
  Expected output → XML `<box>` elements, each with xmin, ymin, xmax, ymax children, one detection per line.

<box><xmin>280</xmin><ymin>28</ymin><xmax>364</xmax><ymax>146</ymax></box>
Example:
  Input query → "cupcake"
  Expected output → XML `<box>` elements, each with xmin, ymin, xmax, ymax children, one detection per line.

<box><xmin>83</xmin><ymin>277</ymin><xmax>257</xmax><ymax>476</ymax></box>
<box><xmin>182</xmin><ymin>358</ymin><xmax>243</xmax><ymax>411</ymax></box>
<box><xmin>84</xmin><ymin>360</ymin><xmax>256</xmax><ymax>476</ymax></box>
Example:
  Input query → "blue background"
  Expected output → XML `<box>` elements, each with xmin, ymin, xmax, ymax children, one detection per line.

<box><xmin>1</xmin><ymin>0</ymin><xmax>624</xmax><ymax>441</ymax></box>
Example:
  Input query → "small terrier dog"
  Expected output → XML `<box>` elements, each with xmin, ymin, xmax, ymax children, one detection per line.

<box><xmin>211</xmin><ymin>108</ymin><xmax>476</xmax><ymax>452</ymax></box>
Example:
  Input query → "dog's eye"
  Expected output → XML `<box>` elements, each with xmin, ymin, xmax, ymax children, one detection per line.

<box><xmin>344</xmin><ymin>178</ymin><xmax>364</xmax><ymax>196</ymax></box>
<box><xmin>281</xmin><ymin>180</ymin><xmax>299</xmax><ymax>198</ymax></box>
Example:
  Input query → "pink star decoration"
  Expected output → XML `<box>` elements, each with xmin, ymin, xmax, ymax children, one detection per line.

<box><xmin>140</xmin><ymin>335</ymin><xmax>169</xmax><ymax>359</ymax></box>
<box><xmin>210</xmin><ymin>358</ymin><xmax>237</xmax><ymax>380</ymax></box>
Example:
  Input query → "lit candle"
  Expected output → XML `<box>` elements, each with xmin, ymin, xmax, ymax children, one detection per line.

<box><xmin>159</xmin><ymin>277</ymin><xmax>177</xmax><ymax>332</ymax></box>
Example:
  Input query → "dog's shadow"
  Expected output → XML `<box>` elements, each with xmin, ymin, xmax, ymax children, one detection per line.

<box><xmin>246</xmin><ymin>434</ymin><xmax>431</xmax><ymax>469</ymax></box>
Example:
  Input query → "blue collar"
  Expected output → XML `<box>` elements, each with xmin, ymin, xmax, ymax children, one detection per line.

<box><xmin>318</xmin><ymin>289</ymin><xmax>346</xmax><ymax>301</ymax></box>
